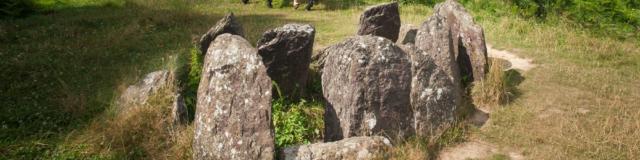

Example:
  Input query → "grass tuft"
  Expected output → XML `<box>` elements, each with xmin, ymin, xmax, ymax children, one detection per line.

<box><xmin>71</xmin><ymin>71</ymin><xmax>193</xmax><ymax>159</ymax></box>
<box><xmin>386</xmin><ymin>122</ymin><xmax>468</xmax><ymax>160</ymax></box>
<box><xmin>471</xmin><ymin>59</ymin><xmax>518</xmax><ymax>108</ymax></box>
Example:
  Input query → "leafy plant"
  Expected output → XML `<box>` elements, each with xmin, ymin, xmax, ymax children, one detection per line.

<box><xmin>272</xmin><ymin>83</ymin><xmax>324</xmax><ymax>148</ymax></box>
<box><xmin>183</xmin><ymin>46</ymin><xmax>202</xmax><ymax>122</ymax></box>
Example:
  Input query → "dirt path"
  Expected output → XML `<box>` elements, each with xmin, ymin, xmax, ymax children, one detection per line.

<box><xmin>487</xmin><ymin>44</ymin><xmax>535</xmax><ymax>71</ymax></box>
<box><xmin>438</xmin><ymin>44</ymin><xmax>532</xmax><ymax>160</ymax></box>
<box><xmin>438</xmin><ymin>140</ymin><xmax>524</xmax><ymax>160</ymax></box>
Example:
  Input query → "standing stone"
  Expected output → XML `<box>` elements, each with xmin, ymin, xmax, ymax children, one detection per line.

<box><xmin>118</xmin><ymin>70</ymin><xmax>170</xmax><ymax>108</ymax></box>
<box><xmin>199</xmin><ymin>12</ymin><xmax>245</xmax><ymax>54</ymax></box>
<box><xmin>171</xmin><ymin>93</ymin><xmax>188</xmax><ymax>125</ymax></box>
<box><xmin>397</xmin><ymin>24</ymin><xmax>418</xmax><ymax>45</ymax></box>
<box><xmin>322</xmin><ymin>35</ymin><xmax>413</xmax><ymax>142</ymax></box>
<box><xmin>193</xmin><ymin>34</ymin><xmax>274</xmax><ymax>160</ymax></box>
<box><xmin>118</xmin><ymin>70</ymin><xmax>188</xmax><ymax>126</ymax></box>
<box><xmin>279</xmin><ymin>136</ymin><xmax>392</xmax><ymax>160</ymax></box>
<box><xmin>434</xmin><ymin>0</ymin><xmax>489</xmax><ymax>83</ymax></box>
<box><xmin>357</xmin><ymin>2</ymin><xmax>401</xmax><ymax>42</ymax></box>
<box><xmin>257</xmin><ymin>24</ymin><xmax>315</xmax><ymax>99</ymax></box>
<box><xmin>415</xmin><ymin>14</ymin><xmax>463</xmax><ymax>93</ymax></box>
<box><xmin>400</xmin><ymin>44</ymin><xmax>461</xmax><ymax>137</ymax></box>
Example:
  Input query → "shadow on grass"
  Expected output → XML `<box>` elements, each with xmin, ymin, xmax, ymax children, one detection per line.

<box><xmin>0</xmin><ymin>1</ymin><xmax>308</xmax><ymax>158</ymax></box>
<box><xmin>504</xmin><ymin>69</ymin><xmax>524</xmax><ymax>102</ymax></box>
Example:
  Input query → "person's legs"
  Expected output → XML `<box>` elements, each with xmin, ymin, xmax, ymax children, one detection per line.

<box><xmin>305</xmin><ymin>0</ymin><xmax>314</xmax><ymax>11</ymax></box>
<box><xmin>266</xmin><ymin>0</ymin><xmax>273</xmax><ymax>8</ymax></box>
<box><xmin>293</xmin><ymin>0</ymin><xmax>300</xmax><ymax>9</ymax></box>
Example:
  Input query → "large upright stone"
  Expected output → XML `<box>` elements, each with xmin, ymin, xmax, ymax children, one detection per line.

<box><xmin>199</xmin><ymin>12</ymin><xmax>244</xmax><ymax>54</ymax></box>
<box><xmin>357</xmin><ymin>2</ymin><xmax>401</xmax><ymax>42</ymax></box>
<box><xmin>193</xmin><ymin>34</ymin><xmax>274</xmax><ymax>160</ymax></box>
<box><xmin>279</xmin><ymin>136</ymin><xmax>392</xmax><ymax>160</ymax></box>
<box><xmin>414</xmin><ymin>15</ymin><xmax>465</xmax><ymax>137</ymax></box>
<box><xmin>257</xmin><ymin>24</ymin><xmax>315</xmax><ymax>99</ymax></box>
<box><xmin>415</xmin><ymin>15</ymin><xmax>462</xmax><ymax>92</ymax></box>
<box><xmin>401</xmin><ymin>44</ymin><xmax>461</xmax><ymax>137</ymax></box>
<box><xmin>434</xmin><ymin>0</ymin><xmax>489</xmax><ymax>82</ymax></box>
<box><xmin>322</xmin><ymin>35</ymin><xmax>413</xmax><ymax>142</ymax></box>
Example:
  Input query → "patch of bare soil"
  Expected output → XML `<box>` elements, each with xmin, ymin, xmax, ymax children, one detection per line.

<box><xmin>438</xmin><ymin>45</ymin><xmax>533</xmax><ymax>160</ymax></box>
<box><xmin>487</xmin><ymin>45</ymin><xmax>535</xmax><ymax>71</ymax></box>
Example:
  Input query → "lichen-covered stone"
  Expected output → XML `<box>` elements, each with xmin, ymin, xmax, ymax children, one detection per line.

<box><xmin>279</xmin><ymin>136</ymin><xmax>392</xmax><ymax>160</ymax></box>
<box><xmin>257</xmin><ymin>23</ymin><xmax>315</xmax><ymax>99</ymax></box>
<box><xmin>416</xmin><ymin>14</ymin><xmax>463</xmax><ymax>92</ymax></box>
<box><xmin>322</xmin><ymin>35</ymin><xmax>413</xmax><ymax>142</ymax></box>
<box><xmin>397</xmin><ymin>24</ymin><xmax>418</xmax><ymax>45</ymax></box>
<box><xmin>199</xmin><ymin>12</ymin><xmax>244</xmax><ymax>54</ymax></box>
<box><xmin>400</xmin><ymin>44</ymin><xmax>460</xmax><ymax>137</ymax></box>
<box><xmin>119</xmin><ymin>70</ymin><xmax>170</xmax><ymax>107</ymax></box>
<box><xmin>171</xmin><ymin>93</ymin><xmax>187</xmax><ymax>125</ymax></box>
<box><xmin>118</xmin><ymin>70</ymin><xmax>187</xmax><ymax>126</ymax></box>
<box><xmin>193</xmin><ymin>34</ymin><xmax>274</xmax><ymax>160</ymax></box>
<box><xmin>357</xmin><ymin>2</ymin><xmax>401</xmax><ymax>42</ymax></box>
<box><xmin>434</xmin><ymin>0</ymin><xmax>488</xmax><ymax>82</ymax></box>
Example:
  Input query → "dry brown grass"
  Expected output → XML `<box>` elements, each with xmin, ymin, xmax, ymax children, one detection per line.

<box><xmin>476</xmin><ymin>12</ymin><xmax>640</xmax><ymax>159</ymax></box>
<box><xmin>67</xmin><ymin>69</ymin><xmax>194</xmax><ymax>159</ymax></box>
<box><xmin>471</xmin><ymin>60</ymin><xmax>514</xmax><ymax>109</ymax></box>
<box><xmin>385</xmin><ymin>122</ymin><xmax>469</xmax><ymax>159</ymax></box>
<box><xmin>387</xmin><ymin>138</ymin><xmax>430</xmax><ymax>160</ymax></box>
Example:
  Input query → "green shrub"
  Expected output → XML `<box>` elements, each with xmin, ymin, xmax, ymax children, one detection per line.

<box><xmin>183</xmin><ymin>46</ymin><xmax>202</xmax><ymax>122</ymax></box>
<box><xmin>1</xmin><ymin>0</ymin><xmax>36</xmax><ymax>18</ymax></box>
<box><xmin>504</xmin><ymin>0</ymin><xmax>639</xmax><ymax>37</ymax></box>
<box><xmin>399</xmin><ymin>0</ymin><xmax>639</xmax><ymax>38</ymax></box>
<box><xmin>272</xmin><ymin>87</ymin><xmax>324</xmax><ymax>148</ymax></box>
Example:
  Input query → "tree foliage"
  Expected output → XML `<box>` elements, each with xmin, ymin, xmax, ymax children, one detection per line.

<box><xmin>1</xmin><ymin>0</ymin><xmax>35</xmax><ymax>18</ymax></box>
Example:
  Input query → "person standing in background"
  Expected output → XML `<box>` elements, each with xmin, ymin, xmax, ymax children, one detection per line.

<box><xmin>293</xmin><ymin>0</ymin><xmax>315</xmax><ymax>11</ymax></box>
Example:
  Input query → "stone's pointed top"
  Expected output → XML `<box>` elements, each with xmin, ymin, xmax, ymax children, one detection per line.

<box><xmin>257</xmin><ymin>23</ymin><xmax>315</xmax><ymax>99</ymax></box>
<box><xmin>434</xmin><ymin>0</ymin><xmax>477</xmax><ymax>25</ymax></box>
<box><xmin>397</xmin><ymin>24</ymin><xmax>418</xmax><ymax>45</ymax></box>
<box><xmin>357</xmin><ymin>2</ymin><xmax>401</xmax><ymax>42</ymax></box>
<box><xmin>274</xmin><ymin>23</ymin><xmax>316</xmax><ymax>34</ymax></box>
<box><xmin>199</xmin><ymin>12</ymin><xmax>245</xmax><ymax>55</ymax></box>
<box><xmin>432</xmin><ymin>0</ymin><xmax>489</xmax><ymax>83</ymax></box>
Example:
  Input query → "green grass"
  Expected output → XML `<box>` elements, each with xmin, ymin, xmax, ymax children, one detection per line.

<box><xmin>1</xmin><ymin>0</ymin><xmax>639</xmax><ymax>159</ymax></box>
<box><xmin>0</xmin><ymin>0</ymin><xmax>205</xmax><ymax>158</ymax></box>
<box><xmin>468</xmin><ymin>2</ymin><xmax>640</xmax><ymax>159</ymax></box>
